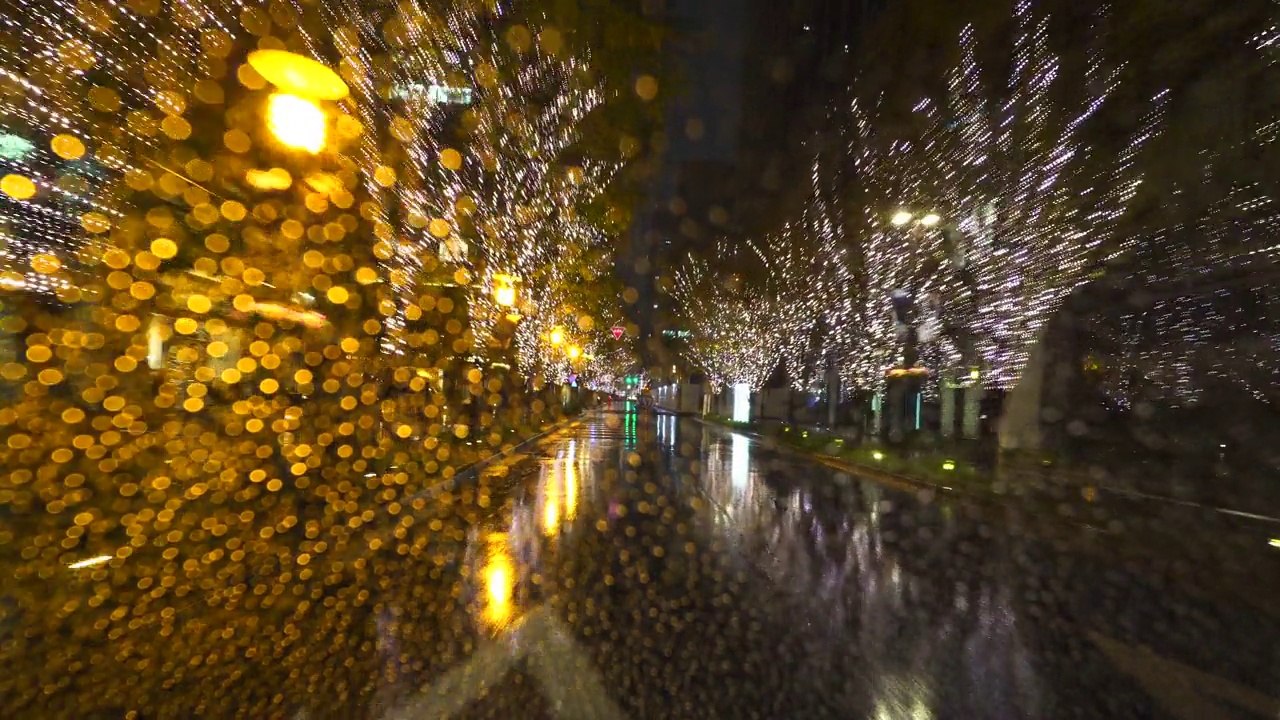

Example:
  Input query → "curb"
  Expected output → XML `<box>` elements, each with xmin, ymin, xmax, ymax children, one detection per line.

<box><xmin>691</xmin><ymin>415</ymin><xmax>965</xmax><ymax>498</ymax></box>
<box><xmin>694</xmin><ymin>416</ymin><xmax>1280</xmax><ymax>527</ymax></box>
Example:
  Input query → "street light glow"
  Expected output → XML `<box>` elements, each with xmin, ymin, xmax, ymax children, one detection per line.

<box><xmin>268</xmin><ymin>93</ymin><xmax>325</xmax><ymax>153</ymax></box>
<box><xmin>492</xmin><ymin>273</ymin><xmax>518</xmax><ymax>307</ymax></box>
<box><xmin>548</xmin><ymin>327</ymin><xmax>565</xmax><ymax>346</ymax></box>
<box><xmin>891</xmin><ymin>210</ymin><xmax>914</xmax><ymax>226</ymax></box>
<box><xmin>920</xmin><ymin>213</ymin><xmax>941</xmax><ymax>227</ymax></box>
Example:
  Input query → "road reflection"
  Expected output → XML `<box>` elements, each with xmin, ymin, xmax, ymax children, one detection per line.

<box><xmin>479</xmin><ymin>534</ymin><xmax>515</xmax><ymax>631</ymax></box>
<box><xmin>5</xmin><ymin>407</ymin><xmax>1278</xmax><ymax>719</ymax></box>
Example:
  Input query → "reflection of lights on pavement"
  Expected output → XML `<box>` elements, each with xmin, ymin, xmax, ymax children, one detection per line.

<box><xmin>872</xmin><ymin>677</ymin><xmax>934</xmax><ymax>720</ymax></box>
<box><xmin>67</xmin><ymin>555</ymin><xmax>112</xmax><ymax>570</ymax></box>
<box><xmin>731</xmin><ymin>434</ymin><xmax>750</xmax><ymax>491</ymax></box>
<box><xmin>543</xmin><ymin>450</ymin><xmax>562</xmax><ymax>536</ymax></box>
<box><xmin>565</xmin><ymin>441</ymin><xmax>578</xmax><ymax>522</ymax></box>
<box><xmin>482</xmin><ymin>537</ymin><xmax>515</xmax><ymax>630</ymax></box>
<box><xmin>542</xmin><ymin>441</ymin><xmax>581</xmax><ymax>533</ymax></box>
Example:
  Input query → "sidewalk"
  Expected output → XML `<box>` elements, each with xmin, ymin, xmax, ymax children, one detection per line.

<box><xmin>706</xmin><ymin>414</ymin><xmax>1280</xmax><ymax>523</ymax></box>
<box><xmin>694</xmin><ymin>414</ymin><xmax>1280</xmax><ymax>616</ymax></box>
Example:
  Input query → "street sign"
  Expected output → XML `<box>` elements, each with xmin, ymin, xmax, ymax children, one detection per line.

<box><xmin>610</xmin><ymin>326</ymin><xmax>624</xmax><ymax>340</ymax></box>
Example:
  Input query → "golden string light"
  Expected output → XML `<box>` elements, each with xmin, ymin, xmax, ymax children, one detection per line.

<box><xmin>0</xmin><ymin>1</ymin><xmax>654</xmax><ymax>715</ymax></box>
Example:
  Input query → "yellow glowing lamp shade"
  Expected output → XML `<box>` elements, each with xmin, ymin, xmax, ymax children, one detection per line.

<box><xmin>268</xmin><ymin>94</ymin><xmax>325</xmax><ymax>153</ymax></box>
<box><xmin>247</xmin><ymin>50</ymin><xmax>349</xmax><ymax>100</ymax></box>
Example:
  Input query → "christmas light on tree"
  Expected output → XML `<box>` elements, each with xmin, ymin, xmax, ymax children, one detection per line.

<box><xmin>673</xmin><ymin>248</ymin><xmax>783</xmax><ymax>392</ymax></box>
<box><xmin>741</xmin><ymin>1</ymin><xmax>1168</xmax><ymax>395</ymax></box>
<box><xmin>0</xmin><ymin>0</ymin><xmax>657</xmax><ymax>715</ymax></box>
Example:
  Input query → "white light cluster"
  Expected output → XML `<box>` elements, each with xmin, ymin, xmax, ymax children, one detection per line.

<box><xmin>733</xmin><ymin>1</ymin><xmax>1170</xmax><ymax>393</ymax></box>
<box><xmin>672</xmin><ymin>246</ymin><xmax>784</xmax><ymax>392</ymax></box>
<box><xmin>581</xmin><ymin>346</ymin><xmax>641</xmax><ymax>396</ymax></box>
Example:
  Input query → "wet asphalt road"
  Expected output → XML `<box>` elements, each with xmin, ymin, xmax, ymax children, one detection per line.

<box><xmin>362</xmin><ymin>407</ymin><xmax>1280</xmax><ymax>720</ymax></box>
<box><xmin>14</xmin><ymin>407</ymin><xmax>1277</xmax><ymax>718</ymax></box>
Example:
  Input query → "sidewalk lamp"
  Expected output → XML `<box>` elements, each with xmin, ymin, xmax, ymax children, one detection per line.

<box><xmin>492</xmin><ymin>273</ymin><xmax>518</xmax><ymax>307</ymax></box>
<box><xmin>248</xmin><ymin>50</ymin><xmax>349</xmax><ymax>154</ymax></box>
<box><xmin>267</xmin><ymin>93</ymin><xmax>326</xmax><ymax>153</ymax></box>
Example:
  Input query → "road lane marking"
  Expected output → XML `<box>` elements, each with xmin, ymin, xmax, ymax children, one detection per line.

<box><xmin>1089</xmin><ymin>632</ymin><xmax>1280</xmax><ymax>719</ymax></box>
<box><xmin>383</xmin><ymin>606</ymin><xmax>628</xmax><ymax>720</ymax></box>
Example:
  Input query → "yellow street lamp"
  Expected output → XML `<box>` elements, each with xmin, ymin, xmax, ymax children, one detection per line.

<box><xmin>247</xmin><ymin>50</ymin><xmax>346</xmax><ymax>155</ymax></box>
<box><xmin>492</xmin><ymin>273</ymin><xmax>517</xmax><ymax>307</ymax></box>
<box><xmin>920</xmin><ymin>213</ymin><xmax>942</xmax><ymax>227</ymax></box>
<box><xmin>567</xmin><ymin>345</ymin><xmax>582</xmax><ymax>360</ymax></box>
<box><xmin>548</xmin><ymin>327</ymin><xmax>566</xmax><ymax>346</ymax></box>
<box><xmin>891</xmin><ymin>210</ymin><xmax>914</xmax><ymax>226</ymax></box>
<box><xmin>267</xmin><ymin>93</ymin><xmax>326</xmax><ymax>153</ymax></box>
<box><xmin>247</xmin><ymin>49</ymin><xmax>350</xmax><ymax>101</ymax></box>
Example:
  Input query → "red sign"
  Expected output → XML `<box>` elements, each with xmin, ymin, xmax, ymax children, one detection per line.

<box><xmin>611</xmin><ymin>326</ymin><xmax>624</xmax><ymax>340</ymax></box>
